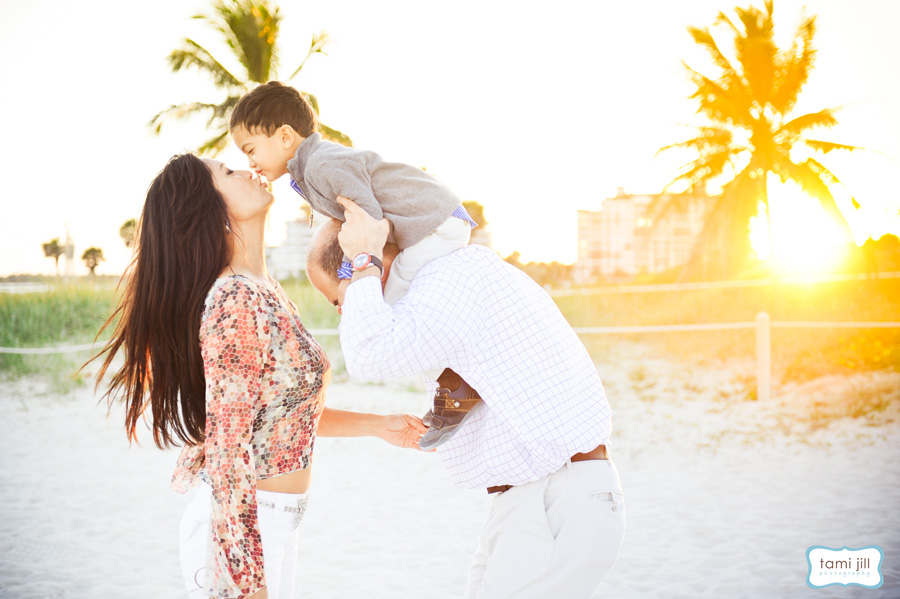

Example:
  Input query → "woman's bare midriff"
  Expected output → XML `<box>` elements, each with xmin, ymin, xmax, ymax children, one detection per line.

<box><xmin>257</xmin><ymin>467</ymin><xmax>312</xmax><ymax>494</ymax></box>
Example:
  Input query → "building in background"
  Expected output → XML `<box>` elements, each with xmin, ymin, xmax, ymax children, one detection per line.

<box><xmin>575</xmin><ymin>187</ymin><xmax>710</xmax><ymax>284</ymax></box>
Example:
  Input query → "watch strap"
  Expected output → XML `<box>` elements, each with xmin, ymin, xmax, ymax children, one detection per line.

<box><xmin>351</xmin><ymin>253</ymin><xmax>384</xmax><ymax>274</ymax></box>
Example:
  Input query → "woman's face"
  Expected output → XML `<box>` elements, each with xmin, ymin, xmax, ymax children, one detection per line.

<box><xmin>201</xmin><ymin>158</ymin><xmax>273</xmax><ymax>223</ymax></box>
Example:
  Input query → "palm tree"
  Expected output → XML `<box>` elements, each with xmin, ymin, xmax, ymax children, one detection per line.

<box><xmin>120</xmin><ymin>218</ymin><xmax>136</xmax><ymax>248</ymax></box>
<box><xmin>82</xmin><ymin>247</ymin><xmax>105</xmax><ymax>276</ymax></box>
<box><xmin>149</xmin><ymin>0</ymin><xmax>350</xmax><ymax>154</ymax></box>
<box><xmin>462</xmin><ymin>201</ymin><xmax>488</xmax><ymax>227</ymax></box>
<box><xmin>42</xmin><ymin>238</ymin><xmax>63</xmax><ymax>277</ymax></box>
<box><xmin>658</xmin><ymin>1</ymin><xmax>863</xmax><ymax>278</ymax></box>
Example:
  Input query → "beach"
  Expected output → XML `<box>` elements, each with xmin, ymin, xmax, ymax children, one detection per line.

<box><xmin>1</xmin><ymin>345</ymin><xmax>898</xmax><ymax>598</ymax></box>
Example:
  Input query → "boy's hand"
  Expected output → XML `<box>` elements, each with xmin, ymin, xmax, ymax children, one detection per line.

<box><xmin>336</xmin><ymin>196</ymin><xmax>390</xmax><ymax>260</ymax></box>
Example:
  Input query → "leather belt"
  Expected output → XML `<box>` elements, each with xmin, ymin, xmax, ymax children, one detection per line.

<box><xmin>487</xmin><ymin>444</ymin><xmax>609</xmax><ymax>494</ymax></box>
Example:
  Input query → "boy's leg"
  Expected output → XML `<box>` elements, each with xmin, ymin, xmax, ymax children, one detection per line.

<box><xmin>383</xmin><ymin>216</ymin><xmax>471</xmax><ymax>305</ymax></box>
<box><xmin>419</xmin><ymin>368</ymin><xmax>482</xmax><ymax>450</ymax></box>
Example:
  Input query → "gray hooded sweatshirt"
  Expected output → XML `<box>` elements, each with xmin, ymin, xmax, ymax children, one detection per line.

<box><xmin>287</xmin><ymin>133</ymin><xmax>462</xmax><ymax>249</ymax></box>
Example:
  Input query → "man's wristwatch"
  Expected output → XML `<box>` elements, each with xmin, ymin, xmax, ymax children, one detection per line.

<box><xmin>350</xmin><ymin>252</ymin><xmax>383</xmax><ymax>275</ymax></box>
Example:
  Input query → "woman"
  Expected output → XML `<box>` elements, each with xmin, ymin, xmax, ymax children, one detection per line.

<box><xmin>92</xmin><ymin>153</ymin><xmax>425</xmax><ymax>599</ymax></box>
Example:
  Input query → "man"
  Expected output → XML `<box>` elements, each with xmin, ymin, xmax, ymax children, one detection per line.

<box><xmin>307</xmin><ymin>198</ymin><xmax>625</xmax><ymax>598</ymax></box>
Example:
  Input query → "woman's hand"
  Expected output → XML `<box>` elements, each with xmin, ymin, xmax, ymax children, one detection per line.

<box><xmin>317</xmin><ymin>408</ymin><xmax>431</xmax><ymax>451</ymax></box>
<box><xmin>377</xmin><ymin>414</ymin><xmax>429</xmax><ymax>450</ymax></box>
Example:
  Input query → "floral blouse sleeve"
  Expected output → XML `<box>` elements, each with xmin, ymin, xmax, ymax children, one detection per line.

<box><xmin>201</xmin><ymin>280</ymin><xmax>270</xmax><ymax>598</ymax></box>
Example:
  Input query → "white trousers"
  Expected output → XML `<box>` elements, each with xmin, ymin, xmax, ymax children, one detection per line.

<box><xmin>383</xmin><ymin>215</ymin><xmax>472</xmax><ymax>305</ymax></box>
<box><xmin>464</xmin><ymin>460</ymin><xmax>625</xmax><ymax>599</ymax></box>
<box><xmin>179</xmin><ymin>481</ymin><xmax>308</xmax><ymax>599</ymax></box>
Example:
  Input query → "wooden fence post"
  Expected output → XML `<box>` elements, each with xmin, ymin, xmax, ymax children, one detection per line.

<box><xmin>756</xmin><ymin>312</ymin><xmax>771</xmax><ymax>401</ymax></box>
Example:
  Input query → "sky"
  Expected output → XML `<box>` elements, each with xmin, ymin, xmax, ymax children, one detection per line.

<box><xmin>1</xmin><ymin>0</ymin><xmax>898</xmax><ymax>276</ymax></box>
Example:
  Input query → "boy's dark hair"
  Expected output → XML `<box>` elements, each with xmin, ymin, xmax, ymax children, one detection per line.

<box><xmin>230</xmin><ymin>81</ymin><xmax>317</xmax><ymax>137</ymax></box>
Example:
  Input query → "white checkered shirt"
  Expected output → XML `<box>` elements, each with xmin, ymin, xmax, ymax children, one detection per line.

<box><xmin>339</xmin><ymin>245</ymin><xmax>612</xmax><ymax>489</ymax></box>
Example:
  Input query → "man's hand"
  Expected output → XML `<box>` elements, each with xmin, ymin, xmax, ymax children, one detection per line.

<box><xmin>336</xmin><ymin>196</ymin><xmax>391</xmax><ymax>261</ymax></box>
<box><xmin>377</xmin><ymin>414</ymin><xmax>431</xmax><ymax>451</ymax></box>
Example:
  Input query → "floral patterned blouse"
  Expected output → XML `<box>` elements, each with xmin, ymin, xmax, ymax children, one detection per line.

<box><xmin>171</xmin><ymin>275</ymin><xmax>330</xmax><ymax>598</ymax></box>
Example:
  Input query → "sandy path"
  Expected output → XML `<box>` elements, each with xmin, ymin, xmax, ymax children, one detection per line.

<box><xmin>1</xmin><ymin>351</ymin><xmax>897</xmax><ymax>598</ymax></box>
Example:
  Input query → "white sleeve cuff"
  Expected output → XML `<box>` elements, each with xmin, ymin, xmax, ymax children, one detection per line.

<box><xmin>341</xmin><ymin>275</ymin><xmax>384</xmax><ymax>316</ymax></box>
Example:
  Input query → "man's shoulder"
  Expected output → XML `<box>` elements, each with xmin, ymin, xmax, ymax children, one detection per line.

<box><xmin>417</xmin><ymin>245</ymin><xmax>501</xmax><ymax>279</ymax></box>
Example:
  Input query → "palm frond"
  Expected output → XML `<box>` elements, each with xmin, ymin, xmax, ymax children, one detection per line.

<box><xmin>147</xmin><ymin>101</ymin><xmax>222</xmax><ymax>134</ymax></box>
<box><xmin>771</xmin><ymin>14</ymin><xmax>817</xmax><ymax>114</ymax></box>
<box><xmin>301</xmin><ymin>92</ymin><xmax>352</xmax><ymax>146</ymax></box>
<box><xmin>318</xmin><ymin>123</ymin><xmax>353</xmax><ymax>147</ymax></box>
<box><xmin>684</xmin><ymin>63</ymin><xmax>753</xmax><ymax>127</ymax></box>
<box><xmin>678</xmin><ymin>164</ymin><xmax>761</xmax><ymax>280</ymax></box>
<box><xmin>657</xmin><ymin>126</ymin><xmax>736</xmax><ymax>155</ymax></box>
<box><xmin>803</xmin><ymin>139</ymin><xmax>865</xmax><ymax>154</ymax></box>
<box><xmin>713</xmin><ymin>10</ymin><xmax>740</xmax><ymax>36</ymax></box>
<box><xmin>204</xmin><ymin>95</ymin><xmax>242</xmax><ymax>128</ymax></box>
<box><xmin>780</xmin><ymin>157</ymin><xmax>853</xmax><ymax>235</ymax></box>
<box><xmin>686</xmin><ymin>26</ymin><xmax>749</xmax><ymax>101</ymax></box>
<box><xmin>196</xmin><ymin>128</ymin><xmax>231</xmax><ymax>156</ymax></box>
<box><xmin>665</xmin><ymin>147</ymin><xmax>741</xmax><ymax>191</ymax></box>
<box><xmin>288</xmin><ymin>30</ymin><xmax>331</xmax><ymax>80</ymax></box>
<box><xmin>196</xmin><ymin>0</ymin><xmax>281</xmax><ymax>83</ymax></box>
<box><xmin>168</xmin><ymin>38</ymin><xmax>243</xmax><ymax>90</ymax></box>
<box><xmin>731</xmin><ymin>2</ymin><xmax>777</xmax><ymax>108</ymax></box>
<box><xmin>778</xmin><ymin>108</ymin><xmax>838</xmax><ymax>136</ymax></box>
<box><xmin>302</xmin><ymin>91</ymin><xmax>320</xmax><ymax>114</ymax></box>
<box><xmin>153</xmin><ymin>1</ymin><xmax>348</xmax><ymax>156</ymax></box>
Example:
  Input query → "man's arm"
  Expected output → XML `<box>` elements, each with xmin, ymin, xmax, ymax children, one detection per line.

<box><xmin>335</xmin><ymin>198</ymin><xmax>481</xmax><ymax>379</ymax></box>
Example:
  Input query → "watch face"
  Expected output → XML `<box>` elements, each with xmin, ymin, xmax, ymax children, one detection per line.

<box><xmin>352</xmin><ymin>254</ymin><xmax>370</xmax><ymax>269</ymax></box>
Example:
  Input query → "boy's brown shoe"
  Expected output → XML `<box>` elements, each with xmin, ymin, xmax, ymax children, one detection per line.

<box><xmin>419</xmin><ymin>368</ymin><xmax>483</xmax><ymax>450</ymax></box>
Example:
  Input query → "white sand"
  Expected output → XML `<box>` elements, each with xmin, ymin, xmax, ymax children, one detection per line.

<box><xmin>1</xmin><ymin>346</ymin><xmax>898</xmax><ymax>598</ymax></box>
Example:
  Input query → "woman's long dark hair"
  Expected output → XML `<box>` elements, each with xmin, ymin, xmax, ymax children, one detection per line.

<box><xmin>90</xmin><ymin>154</ymin><xmax>231</xmax><ymax>448</ymax></box>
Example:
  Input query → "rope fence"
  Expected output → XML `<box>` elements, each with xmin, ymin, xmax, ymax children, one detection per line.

<box><xmin>3</xmin><ymin>318</ymin><xmax>898</xmax><ymax>402</ymax></box>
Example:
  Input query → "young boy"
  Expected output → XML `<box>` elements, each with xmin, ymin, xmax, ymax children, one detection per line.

<box><xmin>229</xmin><ymin>81</ymin><xmax>479</xmax><ymax>448</ymax></box>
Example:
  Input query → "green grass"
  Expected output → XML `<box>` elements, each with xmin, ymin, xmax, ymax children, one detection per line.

<box><xmin>3</xmin><ymin>276</ymin><xmax>897</xmax><ymax>390</ymax></box>
<box><xmin>0</xmin><ymin>281</ymin><xmax>118</xmax><ymax>387</ymax></box>
<box><xmin>278</xmin><ymin>276</ymin><xmax>341</xmax><ymax>330</ymax></box>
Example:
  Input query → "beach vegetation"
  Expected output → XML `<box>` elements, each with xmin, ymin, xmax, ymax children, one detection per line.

<box><xmin>555</xmin><ymin>276</ymin><xmax>900</xmax><ymax>388</ymax></box>
<box><xmin>0</xmin><ymin>283</ymin><xmax>117</xmax><ymax>388</ymax></box>
<box><xmin>2</xmin><ymin>273</ymin><xmax>896</xmax><ymax>403</ymax></box>
<box><xmin>0</xmin><ymin>277</ymin><xmax>343</xmax><ymax>383</ymax></box>
<box><xmin>42</xmin><ymin>238</ymin><xmax>63</xmax><ymax>277</ymax></box>
<box><xmin>659</xmin><ymin>1</ymin><xmax>865</xmax><ymax>279</ymax></box>
<box><xmin>149</xmin><ymin>0</ymin><xmax>350</xmax><ymax>154</ymax></box>
<box><xmin>81</xmin><ymin>247</ymin><xmax>105</xmax><ymax>276</ymax></box>
<box><xmin>119</xmin><ymin>219</ymin><xmax>136</xmax><ymax>248</ymax></box>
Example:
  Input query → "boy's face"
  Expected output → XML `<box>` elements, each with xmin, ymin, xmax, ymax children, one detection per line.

<box><xmin>231</xmin><ymin>125</ymin><xmax>295</xmax><ymax>183</ymax></box>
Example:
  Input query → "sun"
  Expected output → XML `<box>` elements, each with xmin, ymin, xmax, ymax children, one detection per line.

<box><xmin>749</xmin><ymin>177</ymin><xmax>851</xmax><ymax>275</ymax></box>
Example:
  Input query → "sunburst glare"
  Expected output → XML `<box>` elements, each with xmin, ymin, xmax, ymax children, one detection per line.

<box><xmin>750</xmin><ymin>176</ymin><xmax>851</xmax><ymax>275</ymax></box>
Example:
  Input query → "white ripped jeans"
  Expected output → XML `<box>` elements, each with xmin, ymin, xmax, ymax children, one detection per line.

<box><xmin>179</xmin><ymin>481</ymin><xmax>309</xmax><ymax>598</ymax></box>
<box><xmin>465</xmin><ymin>460</ymin><xmax>626</xmax><ymax>599</ymax></box>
